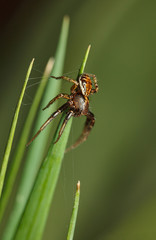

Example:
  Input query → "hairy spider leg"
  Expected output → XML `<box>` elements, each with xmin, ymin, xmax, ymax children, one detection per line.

<box><xmin>42</xmin><ymin>93</ymin><xmax>70</xmax><ymax>110</ymax></box>
<box><xmin>51</xmin><ymin>75</ymin><xmax>78</xmax><ymax>86</ymax></box>
<box><xmin>70</xmin><ymin>84</ymin><xmax>78</xmax><ymax>93</ymax></box>
<box><xmin>54</xmin><ymin>111</ymin><xmax>73</xmax><ymax>144</ymax></box>
<box><xmin>66</xmin><ymin>111</ymin><xmax>95</xmax><ymax>152</ymax></box>
<box><xmin>26</xmin><ymin>103</ymin><xmax>69</xmax><ymax>147</ymax></box>
<box><xmin>86</xmin><ymin>73</ymin><xmax>98</xmax><ymax>94</ymax></box>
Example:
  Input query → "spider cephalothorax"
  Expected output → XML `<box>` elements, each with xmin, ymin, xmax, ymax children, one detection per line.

<box><xmin>27</xmin><ymin>73</ymin><xmax>98</xmax><ymax>151</ymax></box>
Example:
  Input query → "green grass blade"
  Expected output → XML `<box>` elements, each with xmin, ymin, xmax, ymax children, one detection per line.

<box><xmin>0</xmin><ymin>58</ymin><xmax>54</xmax><ymax>223</ymax></box>
<box><xmin>67</xmin><ymin>181</ymin><xmax>80</xmax><ymax>240</ymax></box>
<box><xmin>79</xmin><ymin>44</ymin><xmax>91</xmax><ymax>75</ymax></box>
<box><xmin>0</xmin><ymin>58</ymin><xmax>34</xmax><ymax>199</ymax></box>
<box><xmin>2</xmin><ymin>16</ymin><xmax>70</xmax><ymax>240</ymax></box>
<box><xmin>14</xmin><ymin>113</ymin><xmax>73</xmax><ymax>240</ymax></box>
<box><xmin>13</xmin><ymin>45</ymin><xmax>91</xmax><ymax>240</ymax></box>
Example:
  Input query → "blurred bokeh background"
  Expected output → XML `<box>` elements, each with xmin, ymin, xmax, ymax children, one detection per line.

<box><xmin>1</xmin><ymin>0</ymin><xmax>156</xmax><ymax>239</ymax></box>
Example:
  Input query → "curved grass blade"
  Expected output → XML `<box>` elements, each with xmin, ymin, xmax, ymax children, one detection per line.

<box><xmin>67</xmin><ymin>181</ymin><xmax>80</xmax><ymax>240</ymax></box>
<box><xmin>2</xmin><ymin>16</ymin><xmax>70</xmax><ymax>240</ymax></box>
<box><xmin>0</xmin><ymin>58</ymin><xmax>54</xmax><ymax>223</ymax></box>
<box><xmin>0</xmin><ymin>58</ymin><xmax>34</xmax><ymax>199</ymax></box>
<box><xmin>13</xmin><ymin>45</ymin><xmax>91</xmax><ymax>240</ymax></box>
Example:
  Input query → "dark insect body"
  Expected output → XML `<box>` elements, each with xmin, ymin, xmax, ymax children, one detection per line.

<box><xmin>27</xmin><ymin>73</ymin><xmax>98</xmax><ymax>151</ymax></box>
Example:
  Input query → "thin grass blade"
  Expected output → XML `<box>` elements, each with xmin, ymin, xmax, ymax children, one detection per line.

<box><xmin>0</xmin><ymin>59</ymin><xmax>34</xmax><ymax>199</ymax></box>
<box><xmin>0</xmin><ymin>58</ymin><xmax>54</xmax><ymax>222</ymax></box>
<box><xmin>79</xmin><ymin>44</ymin><xmax>91</xmax><ymax>75</ymax></box>
<box><xmin>67</xmin><ymin>181</ymin><xmax>80</xmax><ymax>240</ymax></box>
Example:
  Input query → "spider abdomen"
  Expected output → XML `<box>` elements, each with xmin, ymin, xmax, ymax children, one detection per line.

<box><xmin>71</xmin><ymin>93</ymin><xmax>89</xmax><ymax>115</ymax></box>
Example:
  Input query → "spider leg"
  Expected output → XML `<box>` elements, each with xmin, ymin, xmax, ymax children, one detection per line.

<box><xmin>26</xmin><ymin>103</ymin><xmax>69</xmax><ymax>147</ymax></box>
<box><xmin>70</xmin><ymin>84</ymin><xmax>78</xmax><ymax>93</ymax></box>
<box><xmin>86</xmin><ymin>73</ymin><xmax>98</xmax><ymax>94</ymax></box>
<box><xmin>42</xmin><ymin>93</ymin><xmax>70</xmax><ymax>110</ymax></box>
<box><xmin>51</xmin><ymin>75</ymin><xmax>78</xmax><ymax>86</ymax></box>
<box><xmin>66</xmin><ymin>111</ymin><xmax>95</xmax><ymax>152</ymax></box>
<box><xmin>54</xmin><ymin>111</ymin><xmax>73</xmax><ymax>144</ymax></box>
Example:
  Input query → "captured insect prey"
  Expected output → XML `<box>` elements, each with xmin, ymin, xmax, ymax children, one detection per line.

<box><xmin>26</xmin><ymin>73</ymin><xmax>98</xmax><ymax>151</ymax></box>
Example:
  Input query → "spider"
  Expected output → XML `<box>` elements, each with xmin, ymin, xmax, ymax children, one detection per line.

<box><xmin>26</xmin><ymin>73</ymin><xmax>98</xmax><ymax>151</ymax></box>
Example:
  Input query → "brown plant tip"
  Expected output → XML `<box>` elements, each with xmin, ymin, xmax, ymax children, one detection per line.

<box><xmin>77</xmin><ymin>180</ymin><xmax>80</xmax><ymax>191</ymax></box>
<box><xmin>88</xmin><ymin>44</ymin><xmax>91</xmax><ymax>50</ymax></box>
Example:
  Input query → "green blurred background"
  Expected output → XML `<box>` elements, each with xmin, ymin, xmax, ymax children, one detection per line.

<box><xmin>1</xmin><ymin>0</ymin><xmax>156</xmax><ymax>239</ymax></box>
